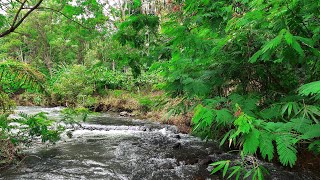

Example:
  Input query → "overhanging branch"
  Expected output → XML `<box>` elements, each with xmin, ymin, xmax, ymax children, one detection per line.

<box><xmin>0</xmin><ymin>0</ymin><xmax>44</xmax><ymax>38</ymax></box>
<box><xmin>36</xmin><ymin>7</ymin><xmax>94</xmax><ymax>31</ymax></box>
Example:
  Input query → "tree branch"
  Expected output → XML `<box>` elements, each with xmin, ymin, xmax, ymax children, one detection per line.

<box><xmin>11</xmin><ymin>0</ymin><xmax>27</xmax><ymax>27</ymax></box>
<box><xmin>13</xmin><ymin>31</ymin><xmax>32</xmax><ymax>38</ymax></box>
<box><xmin>36</xmin><ymin>7</ymin><xmax>94</xmax><ymax>31</ymax></box>
<box><xmin>0</xmin><ymin>0</ymin><xmax>44</xmax><ymax>38</ymax></box>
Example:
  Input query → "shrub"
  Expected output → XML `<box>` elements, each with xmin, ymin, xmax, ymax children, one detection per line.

<box><xmin>52</xmin><ymin>65</ymin><xmax>95</xmax><ymax>106</ymax></box>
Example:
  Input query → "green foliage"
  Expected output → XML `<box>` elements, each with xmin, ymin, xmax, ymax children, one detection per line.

<box><xmin>192</xmin><ymin>92</ymin><xmax>320</xmax><ymax>172</ymax></box>
<box><xmin>215</xmin><ymin>108</ymin><xmax>234</xmax><ymax>125</ymax></box>
<box><xmin>259</xmin><ymin>131</ymin><xmax>274</xmax><ymax>161</ymax></box>
<box><xmin>192</xmin><ymin>104</ymin><xmax>215</xmax><ymax>139</ymax></box>
<box><xmin>308</xmin><ymin>140</ymin><xmax>320</xmax><ymax>154</ymax></box>
<box><xmin>210</xmin><ymin>154</ymin><xmax>269</xmax><ymax>180</ymax></box>
<box><xmin>139</xmin><ymin>97</ymin><xmax>153</xmax><ymax>113</ymax></box>
<box><xmin>185</xmin><ymin>0</ymin><xmax>320</xmax><ymax>163</ymax></box>
<box><xmin>16</xmin><ymin>112</ymin><xmax>63</xmax><ymax>143</ymax></box>
<box><xmin>298</xmin><ymin>81</ymin><xmax>320</xmax><ymax>99</ymax></box>
<box><xmin>61</xmin><ymin>107</ymin><xmax>91</xmax><ymax>124</ymax></box>
<box><xmin>18</xmin><ymin>92</ymin><xmax>48</xmax><ymax>106</ymax></box>
<box><xmin>0</xmin><ymin>92</ymin><xmax>15</xmax><ymax>113</ymax></box>
<box><xmin>116</xmin><ymin>14</ymin><xmax>159</xmax><ymax>48</ymax></box>
<box><xmin>0</xmin><ymin>60</ymin><xmax>46</xmax><ymax>116</ymax></box>
<box><xmin>0</xmin><ymin>0</ymin><xmax>319</xmax><ymax>175</ymax></box>
<box><xmin>243</xmin><ymin>128</ymin><xmax>260</xmax><ymax>155</ymax></box>
<box><xmin>0</xmin><ymin>60</ymin><xmax>46</xmax><ymax>93</ymax></box>
<box><xmin>51</xmin><ymin>62</ymin><xmax>161</xmax><ymax>107</ymax></box>
<box><xmin>0</xmin><ymin>112</ymin><xmax>64</xmax><ymax>164</ymax></box>
<box><xmin>114</xmin><ymin>14</ymin><xmax>160</xmax><ymax>77</ymax></box>
<box><xmin>52</xmin><ymin>65</ymin><xmax>95</xmax><ymax>106</ymax></box>
<box><xmin>275</xmin><ymin>134</ymin><xmax>297</xmax><ymax>167</ymax></box>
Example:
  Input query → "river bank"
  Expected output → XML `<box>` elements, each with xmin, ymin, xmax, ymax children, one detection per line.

<box><xmin>14</xmin><ymin>90</ymin><xmax>194</xmax><ymax>134</ymax></box>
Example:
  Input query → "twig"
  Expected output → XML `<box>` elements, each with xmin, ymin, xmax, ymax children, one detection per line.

<box><xmin>0</xmin><ymin>0</ymin><xmax>44</xmax><ymax>38</ymax></box>
<box><xmin>12</xmin><ymin>154</ymin><xmax>42</xmax><ymax>169</ymax></box>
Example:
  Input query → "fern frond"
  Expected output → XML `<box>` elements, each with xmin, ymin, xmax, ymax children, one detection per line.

<box><xmin>299</xmin><ymin>105</ymin><xmax>320</xmax><ymax>124</ymax></box>
<box><xmin>302</xmin><ymin>124</ymin><xmax>320</xmax><ymax>139</ymax></box>
<box><xmin>298</xmin><ymin>81</ymin><xmax>320</xmax><ymax>96</ymax></box>
<box><xmin>276</xmin><ymin>134</ymin><xmax>298</xmax><ymax>167</ymax></box>
<box><xmin>259</xmin><ymin>130</ymin><xmax>275</xmax><ymax>161</ymax></box>
<box><xmin>259</xmin><ymin>105</ymin><xmax>281</xmax><ymax>120</ymax></box>
<box><xmin>0</xmin><ymin>60</ymin><xmax>46</xmax><ymax>92</ymax></box>
<box><xmin>17</xmin><ymin>112</ymin><xmax>30</xmax><ymax>119</ymax></box>
<box><xmin>234</xmin><ymin>114</ymin><xmax>253</xmax><ymax>134</ymax></box>
<box><xmin>243</xmin><ymin>128</ymin><xmax>260</xmax><ymax>155</ymax></box>
<box><xmin>215</xmin><ymin>108</ymin><xmax>234</xmax><ymax>125</ymax></box>
<box><xmin>287</xmin><ymin>118</ymin><xmax>312</xmax><ymax>134</ymax></box>
<box><xmin>192</xmin><ymin>104</ymin><xmax>215</xmax><ymax>132</ymax></box>
<box><xmin>308</xmin><ymin>140</ymin><xmax>320</xmax><ymax>154</ymax></box>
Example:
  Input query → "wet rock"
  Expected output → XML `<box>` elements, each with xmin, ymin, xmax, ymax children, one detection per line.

<box><xmin>207</xmin><ymin>165</ymin><xmax>214</xmax><ymax>172</ymax></box>
<box><xmin>198</xmin><ymin>156</ymin><xmax>213</xmax><ymax>166</ymax></box>
<box><xmin>184</xmin><ymin>158</ymin><xmax>199</xmax><ymax>165</ymax></box>
<box><xmin>173</xmin><ymin>134</ymin><xmax>181</xmax><ymax>139</ymax></box>
<box><xmin>159</xmin><ymin>128</ymin><xmax>168</xmax><ymax>135</ymax></box>
<box><xmin>205</xmin><ymin>147</ymin><xmax>215</xmax><ymax>154</ymax></box>
<box><xmin>66</xmin><ymin>131</ymin><xmax>73</xmax><ymax>138</ymax></box>
<box><xmin>166</xmin><ymin>126</ymin><xmax>179</xmax><ymax>134</ymax></box>
<box><xmin>140</xmin><ymin>126</ymin><xmax>147</xmax><ymax>131</ymax></box>
<box><xmin>120</xmin><ymin>111</ymin><xmax>129</xmax><ymax>116</ymax></box>
<box><xmin>209</xmin><ymin>153</ymin><xmax>238</xmax><ymax>162</ymax></box>
<box><xmin>172</xmin><ymin>142</ymin><xmax>182</xmax><ymax>149</ymax></box>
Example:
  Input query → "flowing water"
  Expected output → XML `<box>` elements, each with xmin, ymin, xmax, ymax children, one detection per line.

<box><xmin>0</xmin><ymin>107</ymin><xmax>318</xmax><ymax>180</ymax></box>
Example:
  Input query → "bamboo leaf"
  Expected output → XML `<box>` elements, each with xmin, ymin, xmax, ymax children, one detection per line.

<box><xmin>210</xmin><ymin>161</ymin><xmax>227</xmax><ymax>174</ymax></box>
<box><xmin>227</xmin><ymin>166</ymin><xmax>241</xmax><ymax>179</ymax></box>
<box><xmin>222</xmin><ymin>161</ymin><xmax>230</xmax><ymax>177</ymax></box>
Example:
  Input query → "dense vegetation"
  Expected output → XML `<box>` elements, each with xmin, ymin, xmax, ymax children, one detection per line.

<box><xmin>0</xmin><ymin>0</ymin><xmax>319</xmax><ymax>179</ymax></box>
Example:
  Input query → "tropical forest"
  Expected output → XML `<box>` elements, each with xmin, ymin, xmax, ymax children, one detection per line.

<box><xmin>0</xmin><ymin>0</ymin><xmax>319</xmax><ymax>179</ymax></box>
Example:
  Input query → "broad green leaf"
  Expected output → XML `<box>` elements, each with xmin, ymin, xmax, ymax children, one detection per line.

<box><xmin>295</xmin><ymin>36</ymin><xmax>314</xmax><ymax>47</ymax></box>
<box><xmin>257</xmin><ymin>166</ymin><xmax>264</xmax><ymax>180</ymax></box>
<box><xmin>220</xmin><ymin>130</ymin><xmax>232</xmax><ymax>147</ymax></box>
<box><xmin>243</xmin><ymin>168</ymin><xmax>254</xmax><ymax>179</ymax></box>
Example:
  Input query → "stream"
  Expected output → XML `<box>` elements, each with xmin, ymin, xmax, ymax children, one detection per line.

<box><xmin>0</xmin><ymin>107</ymin><xmax>318</xmax><ymax>180</ymax></box>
